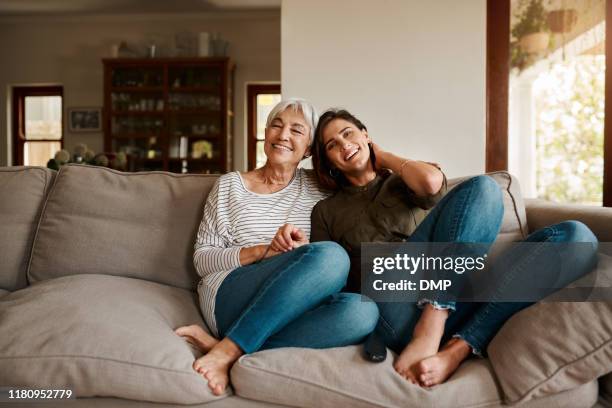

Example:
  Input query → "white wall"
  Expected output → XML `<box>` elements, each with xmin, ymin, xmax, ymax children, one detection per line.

<box><xmin>0</xmin><ymin>11</ymin><xmax>281</xmax><ymax>169</ymax></box>
<box><xmin>282</xmin><ymin>0</ymin><xmax>486</xmax><ymax>177</ymax></box>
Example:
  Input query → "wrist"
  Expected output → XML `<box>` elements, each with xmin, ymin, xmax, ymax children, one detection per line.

<box><xmin>258</xmin><ymin>244</ymin><xmax>271</xmax><ymax>261</ymax></box>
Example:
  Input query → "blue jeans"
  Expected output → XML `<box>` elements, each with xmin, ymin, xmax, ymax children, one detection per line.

<box><xmin>375</xmin><ymin>175</ymin><xmax>599</xmax><ymax>355</ymax></box>
<box><xmin>215</xmin><ymin>241</ymin><xmax>379</xmax><ymax>354</ymax></box>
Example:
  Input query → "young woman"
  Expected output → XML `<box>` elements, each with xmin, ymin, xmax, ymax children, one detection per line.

<box><xmin>174</xmin><ymin>101</ymin><xmax>379</xmax><ymax>396</ymax></box>
<box><xmin>274</xmin><ymin>108</ymin><xmax>598</xmax><ymax>387</ymax></box>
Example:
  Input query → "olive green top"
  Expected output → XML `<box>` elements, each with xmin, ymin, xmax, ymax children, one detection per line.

<box><xmin>311</xmin><ymin>171</ymin><xmax>447</xmax><ymax>292</ymax></box>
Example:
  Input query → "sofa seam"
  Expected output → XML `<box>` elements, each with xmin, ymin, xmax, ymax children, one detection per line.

<box><xmin>64</xmin><ymin>163</ymin><xmax>219</xmax><ymax>179</ymax></box>
<box><xmin>24</xmin><ymin>166</ymin><xmax>63</xmax><ymax>286</ymax></box>
<box><xmin>0</xmin><ymin>354</ymin><xmax>201</xmax><ymax>376</ymax></box>
<box><xmin>506</xmin><ymin>336</ymin><xmax>612</xmax><ymax>404</ymax></box>
<box><xmin>236</xmin><ymin>361</ymin><xmax>502</xmax><ymax>408</ymax></box>
<box><xmin>503</xmin><ymin>172</ymin><xmax>527</xmax><ymax>239</ymax></box>
<box><xmin>0</xmin><ymin>166</ymin><xmax>49</xmax><ymax>174</ymax></box>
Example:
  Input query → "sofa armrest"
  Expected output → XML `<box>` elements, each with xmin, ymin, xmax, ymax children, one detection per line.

<box><xmin>525</xmin><ymin>198</ymin><xmax>612</xmax><ymax>242</ymax></box>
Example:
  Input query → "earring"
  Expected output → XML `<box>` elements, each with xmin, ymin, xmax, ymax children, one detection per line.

<box><xmin>329</xmin><ymin>168</ymin><xmax>340</xmax><ymax>178</ymax></box>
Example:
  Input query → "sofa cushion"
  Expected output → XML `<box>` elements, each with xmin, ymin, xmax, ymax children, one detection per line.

<box><xmin>231</xmin><ymin>345</ymin><xmax>597</xmax><ymax>408</ymax></box>
<box><xmin>0</xmin><ymin>166</ymin><xmax>55</xmax><ymax>291</ymax></box>
<box><xmin>488</xmin><ymin>253</ymin><xmax>612</xmax><ymax>404</ymax></box>
<box><xmin>448</xmin><ymin>172</ymin><xmax>528</xmax><ymax>245</ymax></box>
<box><xmin>526</xmin><ymin>198</ymin><xmax>612</xmax><ymax>242</ymax></box>
<box><xmin>0</xmin><ymin>274</ymin><xmax>225</xmax><ymax>404</ymax></box>
<box><xmin>28</xmin><ymin>164</ymin><xmax>217</xmax><ymax>290</ymax></box>
<box><xmin>233</xmin><ymin>345</ymin><xmax>499</xmax><ymax>408</ymax></box>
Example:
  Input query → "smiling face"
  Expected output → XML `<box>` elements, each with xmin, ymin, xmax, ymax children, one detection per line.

<box><xmin>321</xmin><ymin>118</ymin><xmax>372</xmax><ymax>175</ymax></box>
<box><xmin>263</xmin><ymin>108</ymin><xmax>311</xmax><ymax>166</ymax></box>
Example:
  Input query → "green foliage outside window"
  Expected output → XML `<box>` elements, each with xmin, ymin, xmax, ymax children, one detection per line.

<box><xmin>535</xmin><ymin>56</ymin><xmax>604</xmax><ymax>205</ymax></box>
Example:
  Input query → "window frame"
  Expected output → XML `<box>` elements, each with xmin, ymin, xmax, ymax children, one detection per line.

<box><xmin>486</xmin><ymin>0</ymin><xmax>612</xmax><ymax>207</ymax></box>
<box><xmin>12</xmin><ymin>85</ymin><xmax>64</xmax><ymax>166</ymax></box>
<box><xmin>246</xmin><ymin>83</ymin><xmax>281</xmax><ymax>170</ymax></box>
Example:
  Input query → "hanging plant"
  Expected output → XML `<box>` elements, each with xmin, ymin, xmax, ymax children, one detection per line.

<box><xmin>512</xmin><ymin>0</ymin><xmax>551</xmax><ymax>54</ymax></box>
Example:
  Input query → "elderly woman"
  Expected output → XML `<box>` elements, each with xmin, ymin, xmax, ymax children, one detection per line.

<box><xmin>174</xmin><ymin>99</ymin><xmax>379</xmax><ymax>396</ymax></box>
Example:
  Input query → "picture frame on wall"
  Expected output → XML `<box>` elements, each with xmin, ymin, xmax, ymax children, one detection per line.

<box><xmin>68</xmin><ymin>107</ymin><xmax>102</xmax><ymax>132</ymax></box>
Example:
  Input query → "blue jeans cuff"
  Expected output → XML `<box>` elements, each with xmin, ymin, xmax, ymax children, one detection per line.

<box><xmin>452</xmin><ymin>333</ymin><xmax>484</xmax><ymax>357</ymax></box>
<box><xmin>416</xmin><ymin>298</ymin><xmax>456</xmax><ymax>312</ymax></box>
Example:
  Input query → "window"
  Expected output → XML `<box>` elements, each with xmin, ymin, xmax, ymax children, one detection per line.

<box><xmin>12</xmin><ymin>86</ymin><xmax>64</xmax><ymax>166</ymax></box>
<box><xmin>487</xmin><ymin>0</ymin><xmax>611</xmax><ymax>206</ymax></box>
<box><xmin>246</xmin><ymin>84</ymin><xmax>281</xmax><ymax>170</ymax></box>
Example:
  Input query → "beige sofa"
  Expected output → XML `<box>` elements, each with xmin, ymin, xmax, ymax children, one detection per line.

<box><xmin>0</xmin><ymin>164</ymin><xmax>611</xmax><ymax>408</ymax></box>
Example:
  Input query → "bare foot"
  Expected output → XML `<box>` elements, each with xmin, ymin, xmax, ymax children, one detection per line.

<box><xmin>416</xmin><ymin>337</ymin><xmax>472</xmax><ymax>387</ymax></box>
<box><xmin>393</xmin><ymin>335</ymin><xmax>441</xmax><ymax>384</ymax></box>
<box><xmin>193</xmin><ymin>338</ymin><xmax>243</xmax><ymax>396</ymax></box>
<box><xmin>175</xmin><ymin>324</ymin><xmax>219</xmax><ymax>353</ymax></box>
<box><xmin>393</xmin><ymin>304</ymin><xmax>448</xmax><ymax>384</ymax></box>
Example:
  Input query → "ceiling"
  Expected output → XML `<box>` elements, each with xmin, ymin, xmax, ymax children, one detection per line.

<box><xmin>0</xmin><ymin>0</ymin><xmax>281</xmax><ymax>16</ymax></box>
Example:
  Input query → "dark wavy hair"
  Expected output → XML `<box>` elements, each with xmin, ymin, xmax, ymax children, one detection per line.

<box><xmin>312</xmin><ymin>109</ymin><xmax>386</xmax><ymax>190</ymax></box>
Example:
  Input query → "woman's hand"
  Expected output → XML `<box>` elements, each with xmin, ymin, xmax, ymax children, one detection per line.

<box><xmin>370</xmin><ymin>141</ymin><xmax>443</xmax><ymax>196</ymax></box>
<box><xmin>270</xmin><ymin>223</ymin><xmax>309</xmax><ymax>252</ymax></box>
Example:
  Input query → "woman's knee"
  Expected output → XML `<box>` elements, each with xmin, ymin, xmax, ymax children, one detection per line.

<box><xmin>334</xmin><ymin>293</ymin><xmax>379</xmax><ymax>337</ymax></box>
<box><xmin>469</xmin><ymin>175</ymin><xmax>503</xmax><ymax>202</ymax></box>
<box><xmin>295</xmin><ymin>241</ymin><xmax>350</xmax><ymax>288</ymax></box>
<box><xmin>550</xmin><ymin>220</ymin><xmax>598</xmax><ymax>246</ymax></box>
<box><xmin>308</xmin><ymin>241</ymin><xmax>350</xmax><ymax>272</ymax></box>
<box><xmin>455</xmin><ymin>175</ymin><xmax>504</xmax><ymax>216</ymax></box>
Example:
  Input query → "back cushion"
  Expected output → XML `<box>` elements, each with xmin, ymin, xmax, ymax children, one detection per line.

<box><xmin>0</xmin><ymin>166</ymin><xmax>55</xmax><ymax>291</ymax></box>
<box><xmin>28</xmin><ymin>164</ymin><xmax>217</xmax><ymax>290</ymax></box>
<box><xmin>447</xmin><ymin>171</ymin><xmax>528</xmax><ymax>245</ymax></box>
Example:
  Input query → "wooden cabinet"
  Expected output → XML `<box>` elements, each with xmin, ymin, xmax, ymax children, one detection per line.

<box><xmin>103</xmin><ymin>58</ymin><xmax>234</xmax><ymax>173</ymax></box>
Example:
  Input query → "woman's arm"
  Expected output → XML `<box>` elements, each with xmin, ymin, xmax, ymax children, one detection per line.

<box><xmin>372</xmin><ymin>143</ymin><xmax>444</xmax><ymax>197</ymax></box>
<box><xmin>239</xmin><ymin>245</ymin><xmax>281</xmax><ymax>264</ymax></box>
<box><xmin>264</xmin><ymin>201</ymin><xmax>332</xmax><ymax>253</ymax></box>
<box><xmin>194</xmin><ymin>179</ymin><xmax>282</xmax><ymax>276</ymax></box>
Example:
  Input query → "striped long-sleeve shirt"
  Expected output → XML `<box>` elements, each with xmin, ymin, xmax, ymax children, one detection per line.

<box><xmin>194</xmin><ymin>168</ymin><xmax>329</xmax><ymax>336</ymax></box>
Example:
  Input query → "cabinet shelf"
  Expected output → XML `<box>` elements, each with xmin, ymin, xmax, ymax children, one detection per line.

<box><xmin>171</xmin><ymin>134</ymin><xmax>221</xmax><ymax>140</ymax></box>
<box><xmin>111</xmin><ymin>110</ymin><xmax>165</xmax><ymax>116</ymax></box>
<box><xmin>111</xmin><ymin>87</ymin><xmax>164</xmax><ymax>92</ymax></box>
<box><xmin>111</xmin><ymin>133</ymin><xmax>162</xmax><ymax>139</ymax></box>
<box><xmin>104</xmin><ymin>58</ymin><xmax>235</xmax><ymax>174</ymax></box>
<box><xmin>169</xmin><ymin>86</ymin><xmax>220</xmax><ymax>93</ymax></box>
<box><xmin>167</xmin><ymin>109</ymin><xmax>221</xmax><ymax>116</ymax></box>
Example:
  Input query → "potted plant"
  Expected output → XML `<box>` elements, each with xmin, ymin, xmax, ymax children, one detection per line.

<box><xmin>512</xmin><ymin>0</ymin><xmax>550</xmax><ymax>54</ymax></box>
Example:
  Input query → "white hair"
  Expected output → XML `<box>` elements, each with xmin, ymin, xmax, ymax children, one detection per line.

<box><xmin>265</xmin><ymin>98</ymin><xmax>318</xmax><ymax>143</ymax></box>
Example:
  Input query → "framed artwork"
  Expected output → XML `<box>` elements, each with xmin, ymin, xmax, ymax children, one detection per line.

<box><xmin>68</xmin><ymin>107</ymin><xmax>102</xmax><ymax>132</ymax></box>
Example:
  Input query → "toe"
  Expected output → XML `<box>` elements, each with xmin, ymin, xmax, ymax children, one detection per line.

<box><xmin>403</xmin><ymin>372</ymin><xmax>417</xmax><ymax>384</ymax></box>
<box><xmin>417</xmin><ymin>360</ymin><xmax>432</xmax><ymax>373</ymax></box>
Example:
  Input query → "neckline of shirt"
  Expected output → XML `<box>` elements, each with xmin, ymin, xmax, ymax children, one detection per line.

<box><xmin>341</xmin><ymin>174</ymin><xmax>384</xmax><ymax>194</ymax></box>
<box><xmin>235</xmin><ymin>168</ymin><xmax>300</xmax><ymax>197</ymax></box>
